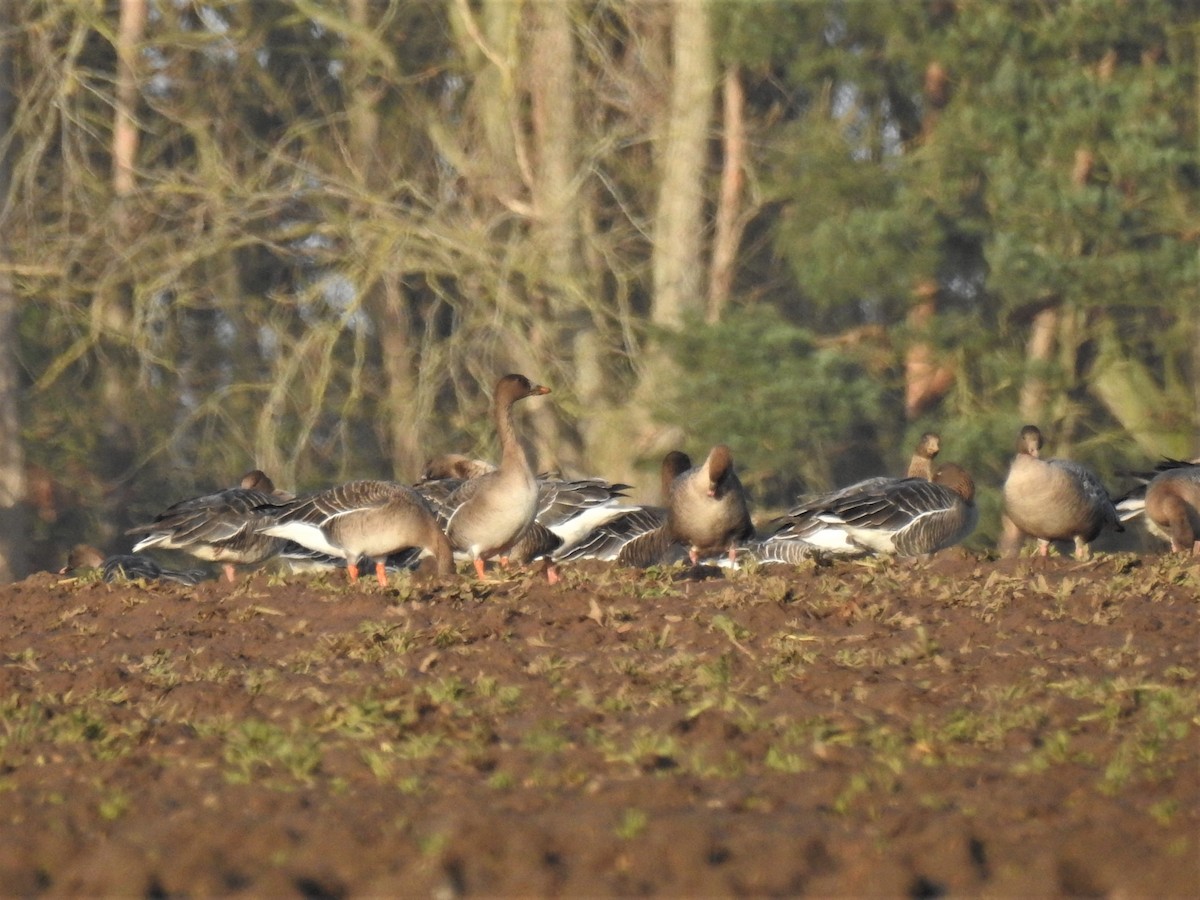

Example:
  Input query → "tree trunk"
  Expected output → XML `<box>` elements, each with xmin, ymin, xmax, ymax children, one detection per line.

<box><xmin>0</xmin><ymin>3</ymin><xmax>27</xmax><ymax>581</ymax></box>
<box><xmin>348</xmin><ymin>0</ymin><xmax>425</xmax><ymax>481</ymax></box>
<box><xmin>650</xmin><ymin>1</ymin><xmax>714</xmax><ymax>331</ymax></box>
<box><xmin>903</xmin><ymin>280</ymin><xmax>956</xmax><ymax>420</ymax></box>
<box><xmin>630</xmin><ymin>0</ymin><xmax>714</xmax><ymax>487</ymax></box>
<box><xmin>707</xmin><ymin>65</ymin><xmax>745</xmax><ymax>325</ymax></box>
<box><xmin>526</xmin><ymin>0</ymin><xmax>579</xmax><ymax>473</ymax></box>
<box><xmin>1017</xmin><ymin>304</ymin><xmax>1060</xmax><ymax>425</ymax></box>
<box><xmin>902</xmin><ymin>60</ymin><xmax>955</xmax><ymax>420</ymax></box>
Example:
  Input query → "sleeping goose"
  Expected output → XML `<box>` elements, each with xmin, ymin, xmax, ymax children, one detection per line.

<box><xmin>61</xmin><ymin>544</ymin><xmax>210</xmax><ymax>586</ymax></box>
<box><xmin>442</xmin><ymin>374</ymin><xmax>551</xmax><ymax>578</ymax></box>
<box><xmin>126</xmin><ymin>470</ymin><xmax>293</xmax><ymax>582</ymax></box>
<box><xmin>1142</xmin><ymin>463</ymin><xmax>1200</xmax><ymax>553</ymax></box>
<box><xmin>1002</xmin><ymin>424</ymin><xmax>1122</xmax><ymax>559</ymax></box>
<box><xmin>253</xmin><ymin>480</ymin><xmax>454</xmax><ymax>585</ymax></box>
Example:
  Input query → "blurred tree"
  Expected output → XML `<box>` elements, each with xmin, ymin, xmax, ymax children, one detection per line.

<box><xmin>1</xmin><ymin>0</ymin><xmax>1196</xmax><ymax>572</ymax></box>
<box><xmin>0</xmin><ymin>0</ymin><xmax>27</xmax><ymax>579</ymax></box>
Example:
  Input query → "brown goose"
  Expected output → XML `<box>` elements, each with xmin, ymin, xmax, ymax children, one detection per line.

<box><xmin>666</xmin><ymin>445</ymin><xmax>754</xmax><ymax>565</ymax></box>
<box><xmin>1002</xmin><ymin>425</ymin><xmax>1122</xmax><ymax>559</ymax></box>
<box><xmin>907</xmin><ymin>432</ymin><xmax>941</xmax><ymax>479</ymax></box>
<box><xmin>421</xmin><ymin>454</ymin><xmax>497</xmax><ymax>481</ymax></box>
<box><xmin>126</xmin><ymin>470</ymin><xmax>292</xmax><ymax>582</ymax></box>
<box><xmin>1143</xmin><ymin>463</ymin><xmax>1200</xmax><ymax>553</ymax></box>
<box><xmin>254</xmin><ymin>480</ymin><xmax>454</xmax><ymax>585</ymax></box>
<box><xmin>444</xmin><ymin>374</ymin><xmax>551</xmax><ymax>578</ymax></box>
<box><xmin>61</xmin><ymin>544</ymin><xmax>210</xmax><ymax>586</ymax></box>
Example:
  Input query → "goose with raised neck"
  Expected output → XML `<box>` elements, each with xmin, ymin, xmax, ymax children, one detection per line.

<box><xmin>444</xmin><ymin>374</ymin><xmax>551</xmax><ymax>578</ymax></box>
<box><xmin>1002</xmin><ymin>424</ymin><xmax>1122</xmax><ymax>559</ymax></box>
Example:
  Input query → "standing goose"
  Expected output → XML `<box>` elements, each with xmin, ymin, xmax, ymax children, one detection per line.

<box><xmin>1002</xmin><ymin>425</ymin><xmax>1122</xmax><ymax>559</ymax></box>
<box><xmin>443</xmin><ymin>374</ymin><xmax>551</xmax><ymax>578</ymax></box>
<box><xmin>666</xmin><ymin>445</ymin><xmax>754</xmax><ymax>565</ymax></box>
<box><xmin>254</xmin><ymin>480</ymin><xmax>454</xmax><ymax>585</ymax></box>
<box><xmin>417</xmin><ymin>461</ymin><xmax>633</xmax><ymax>562</ymax></box>
<box><xmin>126</xmin><ymin>470</ymin><xmax>292</xmax><ymax>582</ymax></box>
<box><xmin>1142</xmin><ymin>463</ymin><xmax>1200</xmax><ymax>554</ymax></box>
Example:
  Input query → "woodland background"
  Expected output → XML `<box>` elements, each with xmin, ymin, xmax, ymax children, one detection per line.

<box><xmin>0</xmin><ymin>0</ymin><xmax>1196</xmax><ymax>579</ymax></box>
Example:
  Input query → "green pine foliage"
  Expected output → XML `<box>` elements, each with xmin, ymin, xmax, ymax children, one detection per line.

<box><xmin>659</xmin><ymin>309</ymin><xmax>889</xmax><ymax>508</ymax></box>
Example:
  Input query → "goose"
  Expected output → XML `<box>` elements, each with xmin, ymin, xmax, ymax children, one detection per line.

<box><xmin>758</xmin><ymin>433</ymin><xmax>959</xmax><ymax>561</ymax></box>
<box><xmin>417</xmin><ymin>465</ymin><xmax>633</xmax><ymax>560</ymax></box>
<box><xmin>665</xmin><ymin>445</ymin><xmax>754</xmax><ymax>565</ymax></box>
<box><xmin>1113</xmin><ymin>457</ymin><xmax>1200</xmax><ymax>526</ymax></box>
<box><xmin>421</xmin><ymin>454</ymin><xmax>497</xmax><ymax>481</ymax></box>
<box><xmin>60</xmin><ymin>544</ymin><xmax>210</xmax><ymax>586</ymax></box>
<box><xmin>555</xmin><ymin>505</ymin><xmax>677</xmax><ymax>566</ymax></box>
<box><xmin>254</xmin><ymin>480</ymin><xmax>454</xmax><ymax>585</ymax></box>
<box><xmin>126</xmin><ymin>470</ymin><xmax>294</xmax><ymax>582</ymax></box>
<box><xmin>553</xmin><ymin>451</ymin><xmax>693</xmax><ymax>567</ymax></box>
<box><xmin>1142</xmin><ymin>463</ymin><xmax>1200</xmax><ymax>553</ymax></box>
<box><xmin>819</xmin><ymin>463</ymin><xmax>978</xmax><ymax>556</ymax></box>
<box><xmin>442</xmin><ymin>374</ymin><xmax>551</xmax><ymax>578</ymax></box>
<box><xmin>906</xmin><ymin>432</ymin><xmax>941</xmax><ymax>479</ymax></box>
<box><xmin>1002</xmin><ymin>425</ymin><xmax>1122</xmax><ymax>559</ymax></box>
<box><xmin>761</xmin><ymin>464</ymin><xmax>977</xmax><ymax>560</ymax></box>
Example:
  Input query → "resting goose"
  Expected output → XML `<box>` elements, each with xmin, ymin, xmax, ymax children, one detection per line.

<box><xmin>555</xmin><ymin>451</ymin><xmax>693</xmax><ymax>567</ymax></box>
<box><xmin>1143</xmin><ymin>463</ymin><xmax>1200</xmax><ymax>553</ymax></box>
<box><xmin>126</xmin><ymin>470</ymin><xmax>293</xmax><ymax>582</ymax></box>
<box><xmin>254</xmin><ymin>480</ymin><xmax>454</xmax><ymax>585</ymax></box>
<box><xmin>443</xmin><ymin>374</ymin><xmax>551</xmax><ymax>578</ymax></box>
<box><xmin>422</xmin><ymin>454</ymin><xmax>497</xmax><ymax>481</ymax></box>
<box><xmin>820</xmin><ymin>463</ymin><xmax>977</xmax><ymax>556</ymax></box>
<box><xmin>61</xmin><ymin>544</ymin><xmax>210</xmax><ymax>586</ymax></box>
<box><xmin>1002</xmin><ymin>425</ymin><xmax>1122</xmax><ymax>559</ymax></box>
<box><xmin>666</xmin><ymin>445</ymin><xmax>754</xmax><ymax>565</ymax></box>
<box><xmin>906</xmin><ymin>432</ymin><xmax>941</xmax><ymax>479</ymax></box>
<box><xmin>761</xmin><ymin>464</ymin><xmax>977</xmax><ymax>560</ymax></box>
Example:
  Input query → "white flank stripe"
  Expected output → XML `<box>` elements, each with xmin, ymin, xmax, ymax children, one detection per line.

<box><xmin>260</xmin><ymin>522</ymin><xmax>345</xmax><ymax>559</ymax></box>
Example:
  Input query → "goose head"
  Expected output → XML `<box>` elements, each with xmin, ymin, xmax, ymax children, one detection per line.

<box><xmin>1016</xmin><ymin>425</ymin><xmax>1044</xmax><ymax>459</ymax></box>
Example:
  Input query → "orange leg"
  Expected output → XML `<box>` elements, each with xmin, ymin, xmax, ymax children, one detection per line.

<box><xmin>347</xmin><ymin>562</ymin><xmax>360</xmax><ymax>583</ymax></box>
<box><xmin>223</xmin><ymin>563</ymin><xmax>237</xmax><ymax>582</ymax></box>
<box><xmin>375</xmin><ymin>561</ymin><xmax>388</xmax><ymax>588</ymax></box>
<box><xmin>473</xmin><ymin>557</ymin><xmax>487</xmax><ymax>579</ymax></box>
<box><xmin>545</xmin><ymin>562</ymin><xmax>560</xmax><ymax>585</ymax></box>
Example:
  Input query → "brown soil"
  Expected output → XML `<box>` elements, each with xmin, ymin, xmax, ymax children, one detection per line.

<box><xmin>0</xmin><ymin>551</ymin><xmax>1197</xmax><ymax>898</ymax></box>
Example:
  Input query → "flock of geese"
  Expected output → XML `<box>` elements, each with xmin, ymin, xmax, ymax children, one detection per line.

<box><xmin>63</xmin><ymin>374</ymin><xmax>1200</xmax><ymax>587</ymax></box>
